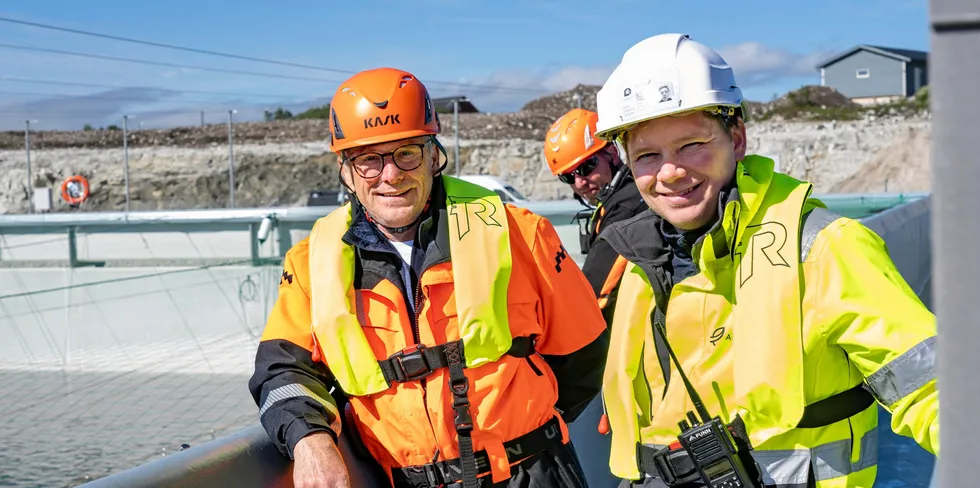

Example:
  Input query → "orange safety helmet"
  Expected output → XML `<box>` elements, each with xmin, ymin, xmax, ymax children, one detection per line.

<box><xmin>543</xmin><ymin>108</ymin><xmax>608</xmax><ymax>176</ymax></box>
<box><xmin>328</xmin><ymin>67</ymin><xmax>441</xmax><ymax>153</ymax></box>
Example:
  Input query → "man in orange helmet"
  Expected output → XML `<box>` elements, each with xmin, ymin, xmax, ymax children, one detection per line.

<box><xmin>249</xmin><ymin>67</ymin><xmax>609</xmax><ymax>488</ymax></box>
<box><xmin>544</xmin><ymin>108</ymin><xmax>646</xmax><ymax>324</ymax></box>
<box><xmin>544</xmin><ymin>109</ymin><xmax>647</xmax><ymax>488</ymax></box>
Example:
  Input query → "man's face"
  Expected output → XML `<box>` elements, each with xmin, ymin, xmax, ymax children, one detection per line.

<box><xmin>625</xmin><ymin>111</ymin><xmax>745</xmax><ymax>230</ymax></box>
<box><xmin>343</xmin><ymin>136</ymin><xmax>438</xmax><ymax>232</ymax></box>
<box><xmin>562</xmin><ymin>145</ymin><xmax>619</xmax><ymax>204</ymax></box>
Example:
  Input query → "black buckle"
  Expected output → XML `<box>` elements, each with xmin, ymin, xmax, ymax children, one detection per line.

<box><xmin>647</xmin><ymin>445</ymin><xmax>697</xmax><ymax>487</ymax></box>
<box><xmin>404</xmin><ymin>463</ymin><xmax>443</xmax><ymax>488</ymax></box>
<box><xmin>451</xmin><ymin>377</ymin><xmax>473</xmax><ymax>432</ymax></box>
<box><xmin>390</xmin><ymin>345</ymin><xmax>434</xmax><ymax>382</ymax></box>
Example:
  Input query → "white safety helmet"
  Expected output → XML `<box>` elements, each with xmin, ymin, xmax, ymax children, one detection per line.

<box><xmin>595</xmin><ymin>33</ymin><xmax>745</xmax><ymax>152</ymax></box>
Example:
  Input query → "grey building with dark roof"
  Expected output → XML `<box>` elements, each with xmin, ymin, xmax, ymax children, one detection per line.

<box><xmin>432</xmin><ymin>96</ymin><xmax>480</xmax><ymax>114</ymax></box>
<box><xmin>817</xmin><ymin>45</ymin><xmax>929</xmax><ymax>105</ymax></box>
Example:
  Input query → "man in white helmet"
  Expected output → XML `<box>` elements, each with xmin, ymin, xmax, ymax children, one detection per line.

<box><xmin>593</xmin><ymin>34</ymin><xmax>938</xmax><ymax>488</ymax></box>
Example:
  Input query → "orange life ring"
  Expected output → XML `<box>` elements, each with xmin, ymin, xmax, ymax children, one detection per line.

<box><xmin>60</xmin><ymin>175</ymin><xmax>90</xmax><ymax>206</ymax></box>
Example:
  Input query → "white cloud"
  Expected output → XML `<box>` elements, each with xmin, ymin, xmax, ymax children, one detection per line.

<box><xmin>436</xmin><ymin>64</ymin><xmax>614</xmax><ymax>113</ymax></box>
<box><xmin>449</xmin><ymin>42</ymin><xmax>835</xmax><ymax>112</ymax></box>
<box><xmin>718</xmin><ymin>42</ymin><xmax>834</xmax><ymax>86</ymax></box>
<box><xmin>0</xmin><ymin>87</ymin><xmax>179</xmax><ymax>131</ymax></box>
<box><xmin>0</xmin><ymin>40</ymin><xmax>834</xmax><ymax>130</ymax></box>
<box><xmin>0</xmin><ymin>87</ymin><xmax>329</xmax><ymax>131</ymax></box>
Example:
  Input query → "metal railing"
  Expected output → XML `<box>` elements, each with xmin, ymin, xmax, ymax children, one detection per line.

<box><xmin>0</xmin><ymin>192</ymin><xmax>929</xmax><ymax>269</ymax></box>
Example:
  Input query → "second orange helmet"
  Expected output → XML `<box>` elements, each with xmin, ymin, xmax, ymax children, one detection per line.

<box><xmin>543</xmin><ymin>108</ymin><xmax>609</xmax><ymax>176</ymax></box>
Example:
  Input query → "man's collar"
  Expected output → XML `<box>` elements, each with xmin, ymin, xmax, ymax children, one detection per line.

<box><xmin>658</xmin><ymin>172</ymin><xmax>739</xmax><ymax>253</ymax></box>
<box><xmin>341</xmin><ymin>175</ymin><xmax>451</xmax><ymax>265</ymax></box>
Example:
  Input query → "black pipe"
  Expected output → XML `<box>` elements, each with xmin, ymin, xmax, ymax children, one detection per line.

<box><xmin>76</xmin><ymin>423</ymin><xmax>389</xmax><ymax>488</ymax></box>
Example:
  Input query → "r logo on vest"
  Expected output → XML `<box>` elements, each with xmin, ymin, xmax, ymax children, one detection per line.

<box><xmin>735</xmin><ymin>221</ymin><xmax>790</xmax><ymax>287</ymax></box>
<box><xmin>447</xmin><ymin>196</ymin><xmax>503</xmax><ymax>239</ymax></box>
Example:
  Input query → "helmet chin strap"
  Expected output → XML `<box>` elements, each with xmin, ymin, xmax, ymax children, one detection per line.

<box><xmin>596</xmin><ymin>162</ymin><xmax>632</xmax><ymax>203</ymax></box>
<box><xmin>362</xmin><ymin>196</ymin><xmax>432</xmax><ymax>236</ymax></box>
<box><xmin>366</xmin><ymin>212</ymin><xmax>420</xmax><ymax>234</ymax></box>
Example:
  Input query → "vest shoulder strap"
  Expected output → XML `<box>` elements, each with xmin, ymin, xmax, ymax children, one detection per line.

<box><xmin>800</xmin><ymin>206</ymin><xmax>843</xmax><ymax>263</ymax></box>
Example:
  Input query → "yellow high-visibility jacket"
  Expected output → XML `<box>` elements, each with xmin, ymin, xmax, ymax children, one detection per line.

<box><xmin>600</xmin><ymin>155</ymin><xmax>937</xmax><ymax>487</ymax></box>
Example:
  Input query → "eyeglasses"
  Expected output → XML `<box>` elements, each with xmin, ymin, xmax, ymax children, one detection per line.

<box><xmin>558</xmin><ymin>155</ymin><xmax>600</xmax><ymax>184</ymax></box>
<box><xmin>345</xmin><ymin>141</ymin><xmax>429</xmax><ymax>179</ymax></box>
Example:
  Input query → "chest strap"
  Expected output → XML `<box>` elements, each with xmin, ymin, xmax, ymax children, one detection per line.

<box><xmin>392</xmin><ymin>416</ymin><xmax>562</xmax><ymax>488</ymax></box>
<box><xmin>378</xmin><ymin>336</ymin><xmax>535</xmax><ymax>385</ymax></box>
<box><xmin>796</xmin><ymin>383</ymin><xmax>876</xmax><ymax>428</ymax></box>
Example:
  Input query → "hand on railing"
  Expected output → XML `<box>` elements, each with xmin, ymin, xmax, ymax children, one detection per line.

<box><xmin>293</xmin><ymin>431</ymin><xmax>352</xmax><ymax>488</ymax></box>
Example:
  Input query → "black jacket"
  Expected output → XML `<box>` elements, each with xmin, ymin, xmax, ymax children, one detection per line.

<box><xmin>578</xmin><ymin>174</ymin><xmax>648</xmax><ymax>324</ymax></box>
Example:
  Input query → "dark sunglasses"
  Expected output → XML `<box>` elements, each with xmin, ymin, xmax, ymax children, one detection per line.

<box><xmin>558</xmin><ymin>155</ymin><xmax>600</xmax><ymax>184</ymax></box>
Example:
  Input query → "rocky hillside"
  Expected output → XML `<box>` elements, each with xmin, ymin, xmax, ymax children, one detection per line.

<box><xmin>0</xmin><ymin>85</ymin><xmax>932</xmax><ymax>214</ymax></box>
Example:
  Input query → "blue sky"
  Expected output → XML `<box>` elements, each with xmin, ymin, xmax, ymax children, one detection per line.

<box><xmin>0</xmin><ymin>0</ymin><xmax>929</xmax><ymax>131</ymax></box>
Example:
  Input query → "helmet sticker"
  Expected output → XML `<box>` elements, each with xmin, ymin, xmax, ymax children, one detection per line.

<box><xmin>583</xmin><ymin>122</ymin><xmax>595</xmax><ymax>150</ymax></box>
<box><xmin>657</xmin><ymin>83</ymin><xmax>674</xmax><ymax>103</ymax></box>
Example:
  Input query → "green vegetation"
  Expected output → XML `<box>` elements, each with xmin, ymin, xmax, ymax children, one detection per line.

<box><xmin>295</xmin><ymin>103</ymin><xmax>331</xmax><ymax>120</ymax></box>
<box><xmin>261</xmin><ymin>105</ymin><xmax>333</xmax><ymax>121</ymax></box>
<box><xmin>751</xmin><ymin>85</ymin><xmax>930</xmax><ymax>122</ymax></box>
<box><xmin>263</xmin><ymin>107</ymin><xmax>294</xmax><ymax>121</ymax></box>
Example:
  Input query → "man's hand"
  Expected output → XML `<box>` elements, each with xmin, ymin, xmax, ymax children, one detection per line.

<box><xmin>292</xmin><ymin>432</ymin><xmax>352</xmax><ymax>488</ymax></box>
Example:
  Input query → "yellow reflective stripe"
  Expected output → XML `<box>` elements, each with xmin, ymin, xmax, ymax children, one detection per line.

<box><xmin>603</xmin><ymin>262</ymin><xmax>656</xmax><ymax>480</ymax></box>
<box><xmin>751</xmin><ymin>429</ymin><xmax>878</xmax><ymax>486</ymax></box>
<box><xmin>865</xmin><ymin>336</ymin><xmax>937</xmax><ymax>405</ymax></box>
<box><xmin>730</xmin><ymin>169</ymin><xmax>811</xmax><ymax>447</ymax></box>
<box><xmin>309</xmin><ymin>203</ymin><xmax>388</xmax><ymax>396</ymax></box>
<box><xmin>443</xmin><ymin>176</ymin><xmax>513</xmax><ymax>367</ymax></box>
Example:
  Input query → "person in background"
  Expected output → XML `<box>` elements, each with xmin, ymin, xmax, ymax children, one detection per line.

<box><xmin>544</xmin><ymin>108</ymin><xmax>647</xmax><ymax>324</ymax></box>
<box><xmin>543</xmin><ymin>108</ymin><xmax>648</xmax><ymax>488</ymax></box>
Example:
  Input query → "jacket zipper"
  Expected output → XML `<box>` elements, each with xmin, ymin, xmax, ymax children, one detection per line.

<box><xmin>407</xmin><ymin>266</ymin><xmax>441</xmax><ymax>461</ymax></box>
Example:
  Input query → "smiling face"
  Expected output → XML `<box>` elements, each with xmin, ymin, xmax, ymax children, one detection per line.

<box><xmin>342</xmin><ymin>136</ymin><xmax>439</xmax><ymax>239</ymax></box>
<box><xmin>624</xmin><ymin>110</ymin><xmax>746</xmax><ymax>230</ymax></box>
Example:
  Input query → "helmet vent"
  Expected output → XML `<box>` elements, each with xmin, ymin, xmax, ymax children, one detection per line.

<box><xmin>399</xmin><ymin>75</ymin><xmax>413</xmax><ymax>88</ymax></box>
<box><xmin>374</xmin><ymin>100</ymin><xmax>388</xmax><ymax>108</ymax></box>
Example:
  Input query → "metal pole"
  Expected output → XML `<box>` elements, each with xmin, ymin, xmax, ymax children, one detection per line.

<box><xmin>24</xmin><ymin>120</ymin><xmax>33</xmax><ymax>214</ymax></box>
<box><xmin>201</xmin><ymin>111</ymin><xmax>205</xmax><ymax>127</ymax></box>
<box><xmin>123</xmin><ymin>115</ymin><xmax>131</xmax><ymax>212</ymax></box>
<box><xmin>227</xmin><ymin>110</ymin><xmax>236</xmax><ymax>208</ymax></box>
<box><xmin>574</xmin><ymin>93</ymin><xmax>582</xmax><ymax>109</ymax></box>
<box><xmin>932</xmin><ymin>1</ymin><xmax>979</xmax><ymax>487</ymax></box>
<box><xmin>453</xmin><ymin>99</ymin><xmax>460</xmax><ymax>177</ymax></box>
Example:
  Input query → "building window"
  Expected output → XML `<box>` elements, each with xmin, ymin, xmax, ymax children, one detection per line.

<box><xmin>856</xmin><ymin>68</ymin><xmax>870</xmax><ymax>79</ymax></box>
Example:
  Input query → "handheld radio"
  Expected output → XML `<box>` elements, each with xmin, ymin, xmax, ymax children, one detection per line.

<box><xmin>651</xmin><ymin>321</ymin><xmax>763</xmax><ymax>488</ymax></box>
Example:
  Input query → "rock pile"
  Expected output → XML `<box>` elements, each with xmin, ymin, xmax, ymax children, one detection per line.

<box><xmin>0</xmin><ymin>85</ymin><xmax>933</xmax><ymax>214</ymax></box>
